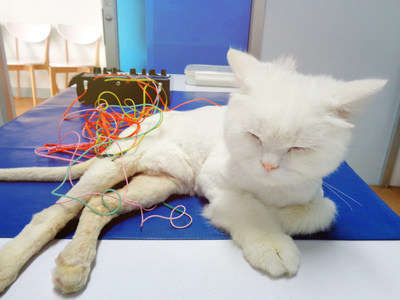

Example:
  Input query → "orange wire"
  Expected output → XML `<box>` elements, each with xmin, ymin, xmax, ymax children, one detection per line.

<box><xmin>41</xmin><ymin>76</ymin><xmax>221</xmax><ymax>160</ymax></box>
<box><xmin>169</xmin><ymin>98</ymin><xmax>221</xmax><ymax>111</ymax></box>
<box><xmin>62</xmin><ymin>89</ymin><xmax>87</xmax><ymax>119</ymax></box>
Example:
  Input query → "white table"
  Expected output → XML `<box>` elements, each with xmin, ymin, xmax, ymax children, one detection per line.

<box><xmin>1</xmin><ymin>239</ymin><xmax>399</xmax><ymax>300</ymax></box>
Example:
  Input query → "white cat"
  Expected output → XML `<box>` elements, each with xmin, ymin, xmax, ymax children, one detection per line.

<box><xmin>0</xmin><ymin>49</ymin><xmax>386</xmax><ymax>294</ymax></box>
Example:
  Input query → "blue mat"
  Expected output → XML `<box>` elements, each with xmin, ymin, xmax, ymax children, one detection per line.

<box><xmin>0</xmin><ymin>88</ymin><xmax>399</xmax><ymax>240</ymax></box>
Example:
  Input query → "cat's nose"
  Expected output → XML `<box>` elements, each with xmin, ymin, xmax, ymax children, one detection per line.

<box><xmin>262</xmin><ymin>162</ymin><xmax>279</xmax><ymax>172</ymax></box>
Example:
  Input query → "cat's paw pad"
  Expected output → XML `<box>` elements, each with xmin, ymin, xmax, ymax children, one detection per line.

<box><xmin>242</xmin><ymin>235</ymin><xmax>300</xmax><ymax>277</ymax></box>
<box><xmin>52</xmin><ymin>257</ymin><xmax>90</xmax><ymax>294</ymax></box>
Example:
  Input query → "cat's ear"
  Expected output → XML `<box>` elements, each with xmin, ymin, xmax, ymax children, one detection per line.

<box><xmin>331</xmin><ymin>78</ymin><xmax>387</xmax><ymax>118</ymax></box>
<box><xmin>335</xmin><ymin>79</ymin><xmax>387</xmax><ymax>105</ymax></box>
<box><xmin>227</xmin><ymin>48</ymin><xmax>261</xmax><ymax>88</ymax></box>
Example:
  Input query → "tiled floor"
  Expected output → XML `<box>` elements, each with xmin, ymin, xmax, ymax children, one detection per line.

<box><xmin>13</xmin><ymin>97</ymin><xmax>46</xmax><ymax>116</ymax></box>
<box><xmin>12</xmin><ymin>97</ymin><xmax>400</xmax><ymax>217</ymax></box>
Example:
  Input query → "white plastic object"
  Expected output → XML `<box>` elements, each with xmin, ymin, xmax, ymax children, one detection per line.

<box><xmin>56</xmin><ymin>24</ymin><xmax>102</xmax><ymax>45</ymax></box>
<box><xmin>5</xmin><ymin>23</ymin><xmax>51</xmax><ymax>43</ymax></box>
<box><xmin>184</xmin><ymin>64</ymin><xmax>237</xmax><ymax>87</ymax></box>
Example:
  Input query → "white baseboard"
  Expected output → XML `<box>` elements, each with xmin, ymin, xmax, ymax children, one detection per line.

<box><xmin>11</xmin><ymin>87</ymin><xmax>51</xmax><ymax>99</ymax></box>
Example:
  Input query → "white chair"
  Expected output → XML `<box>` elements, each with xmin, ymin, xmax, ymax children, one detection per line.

<box><xmin>49</xmin><ymin>24</ymin><xmax>102</xmax><ymax>96</ymax></box>
<box><xmin>5</xmin><ymin>23</ymin><xmax>51</xmax><ymax>106</ymax></box>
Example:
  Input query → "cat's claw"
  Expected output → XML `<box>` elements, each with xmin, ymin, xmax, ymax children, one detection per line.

<box><xmin>52</xmin><ymin>257</ymin><xmax>91</xmax><ymax>294</ymax></box>
<box><xmin>242</xmin><ymin>235</ymin><xmax>300</xmax><ymax>277</ymax></box>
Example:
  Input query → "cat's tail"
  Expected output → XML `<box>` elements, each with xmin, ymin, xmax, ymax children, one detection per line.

<box><xmin>0</xmin><ymin>158</ymin><xmax>95</xmax><ymax>182</ymax></box>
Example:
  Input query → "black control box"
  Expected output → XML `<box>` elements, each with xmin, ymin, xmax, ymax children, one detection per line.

<box><xmin>69</xmin><ymin>68</ymin><xmax>170</xmax><ymax>107</ymax></box>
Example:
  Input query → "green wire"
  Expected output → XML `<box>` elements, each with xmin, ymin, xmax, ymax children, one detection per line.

<box><xmin>163</xmin><ymin>203</ymin><xmax>184</xmax><ymax>215</ymax></box>
<box><xmin>52</xmin><ymin>102</ymin><xmax>164</xmax><ymax>216</ymax></box>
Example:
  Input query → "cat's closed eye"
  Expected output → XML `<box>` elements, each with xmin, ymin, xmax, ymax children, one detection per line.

<box><xmin>288</xmin><ymin>147</ymin><xmax>305</xmax><ymax>152</ymax></box>
<box><xmin>248</xmin><ymin>132</ymin><xmax>261</xmax><ymax>143</ymax></box>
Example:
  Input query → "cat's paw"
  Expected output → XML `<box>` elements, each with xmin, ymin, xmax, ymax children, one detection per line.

<box><xmin>242</xmin><ymin>234</ymin><xmax>300</xmax><ymax>277</ymax></box>
<box><xmin>0</xmin><ymin>254</ymin><xmax>20</xmax><ymax>293</ymax></box>
<box><xmin>0</xmin><ymin>271</ymin><xmax>17</xmax><ymax>294</ymax></box>
<box><xmin>52</xmin><ymin>256</ymin><xmax>91</xmax><ymax>294</ymax></box>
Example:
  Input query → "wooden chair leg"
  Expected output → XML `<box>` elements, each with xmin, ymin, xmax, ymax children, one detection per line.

<box><xmin>16</xmin><ymin>70</ymin><xmax>21</xmax><ymax>99</ymax></box>
<box><xmin>65</xmin><ymin>72</ymin><xmax>69</xmax><ymax>88</ymax></box>
<box><xmin>28</xmin><ymin>66</ymin><xmax>37</xmax><ymax>106</ymax></box>
<box><xmin>49</xmin><ymin>67</ymin><xmax>59</xmax><ymax>96</ymax></box>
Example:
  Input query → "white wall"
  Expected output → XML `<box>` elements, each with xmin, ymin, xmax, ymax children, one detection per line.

<box><xmin>260</xmin><ymin>0</ymin><xmax>400</xmax><ymax>185</ymax></box>
<box><xmin>0</xmin><ymin>29</ymin><xmax>15</xmax><ymax>125</ymax></box>
<box><xmin>0</xmin><ymin>0</ymin><xmax>105</xmax><ymax>97</ymax></box>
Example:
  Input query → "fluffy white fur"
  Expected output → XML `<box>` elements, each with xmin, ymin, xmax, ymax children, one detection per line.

<box><xmin>0</xmin><ymin>49</ymin><xmax>386</xmax><ymax>294</ymax></box>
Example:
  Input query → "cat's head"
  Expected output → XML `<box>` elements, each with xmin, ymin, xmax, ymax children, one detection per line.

<box><xmin>224</xmin><ymin>49</ymin><xmax>386</xmax><ymax>185</ymax></box>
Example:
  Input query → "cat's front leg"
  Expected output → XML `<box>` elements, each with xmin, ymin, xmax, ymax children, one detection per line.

<box><xmin>0</xmin><ymin>158</ymin><xmax>127</xmax><ymax>293</ymax></box>
<box><xmin>203</xmin><ymin>190</ymin><xmax>300</xmax><ymax>277</ymax></box>
<box><xmin>53</xmin><ymin>174</ymin><xmax>187</xmax><ymax>294</ymax></box>
<box><xmin>0</xmin><ymin>181</ymin><xmax>90</xmax><ymax>294</ymax></box>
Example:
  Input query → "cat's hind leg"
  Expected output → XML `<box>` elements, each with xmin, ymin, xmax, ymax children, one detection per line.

<box><xmin>52</xmin><ymin>174</ymin><xmax>187</xmax><ymax>294</ymax></box>
<box><xmin>0</xmin><ymin>158</ymin><xmax>127</xmax><ymax>293</ymax></box>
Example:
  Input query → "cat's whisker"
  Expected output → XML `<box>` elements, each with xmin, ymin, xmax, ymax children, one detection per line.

<box><xmin>322</xmin><ymin>181</ymin><xmax>364</xmax><ymax>211</ymax></box>
<box><xmin>323</xmin><ymin>181</ymin><xmax>364</xmax><ymax>207</ymax></box>
<box><xmin>322</xmin><ymin>182</ymin><xmax>353</xmax><ymax>211</ymax></box>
